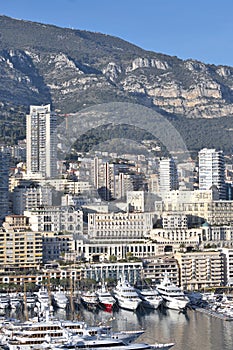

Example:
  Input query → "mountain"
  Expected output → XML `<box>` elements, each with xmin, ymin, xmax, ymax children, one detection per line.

<box><xmin>0</xmin><ymin>15</ymin><xmax>233</xmax><ymax>153</ymax></box>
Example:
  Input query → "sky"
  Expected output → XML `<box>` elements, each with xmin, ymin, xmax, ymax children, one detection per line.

<box><xmin>1</xmin><ymin>0</ymin><xmax>233</xmax><ymax>67</ymax></box>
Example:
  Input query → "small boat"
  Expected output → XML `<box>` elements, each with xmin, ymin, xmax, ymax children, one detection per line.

<box><xmin>112</xmin><ymin>276</ymin><xmax>142</xmax><ymax>311</ymax></box>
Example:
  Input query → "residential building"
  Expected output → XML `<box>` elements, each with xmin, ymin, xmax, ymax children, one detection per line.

<box><xmin>0</xmin><ymin>151</ymin><xmax>9</xmax><ymax>223</ymax></box>
<box><xmin>0</xmin><ymin>215</ymin><xmax>43</xmax><ymax>270</ymax></box>
<box><xmin>159</xmin><ymin>157</ymin><xmax>179</xmax><ymax>193</ymax></box>
<box><xmin>143</xmin><ymin>257</ymin><xmax>179</xmax><ymax>285</ymax></box>
<box><xmin>154</xmin><ymin>189</ymin><xmax>233</xmax><ymax>226</ymax></box>
<box><xmin>12</xmin><ymin>183</ymin><xmax>52</xmax><ymax>215</ymax></box>
<box><xmin>221</xmin><ymin>248</ymin><xmax>233</xmax><ymax>285</ymax></box>
<box><xmin>198</xmin><ymin>148</ymin><xmax>225</xmax><ymax>199</ymax></box>
<box><xmin>127</xmin><ymin>191</ymin><xmax>144</xmax><ymax>212</ymax></box>
<box><xmin>26</xmin><ymin>104</ymin><xmax>57</xmax><ymax>178</ymax></box>
<box><xmin>175</xmin><ymin>251</ymin><xmax>224</xmax><ymax>290</ymax></box>
<box><xmin>42</xmin><ymin>232</ymin><xmax>75</xmax><ymax>263</ymax></box>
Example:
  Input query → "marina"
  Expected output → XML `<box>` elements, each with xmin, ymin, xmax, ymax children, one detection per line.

<box><xmin>1</xmin><ymin>288</ymin><xmax>233</xmax><ymax>349</ymax></box>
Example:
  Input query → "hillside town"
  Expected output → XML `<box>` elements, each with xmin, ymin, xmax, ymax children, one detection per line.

<box><xmin>0</xmin><ymin>103</ymin><xmax>233</xmax><ymax>295</ymax></box>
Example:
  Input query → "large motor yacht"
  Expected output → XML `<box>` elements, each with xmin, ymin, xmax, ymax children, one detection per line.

<box><xmin>80</xmin><ymin>290</ymin><xmax>99</xmax><ymax>310</ymax></box>
<box><xmin>96</xmin><ymin>282</ymin><xmax>116</xmax><ymax>311</ymax></box>
<box><xmin>51</xmin><ymin>337</ymin><xmax>175</xmax><ymax>350</ymax></box>
<box><xmin>52</xmin><ymin>290</ymin><xmax>69</xmax><ymax>309</ymax></box>
<box><xmin>135</xmin><ymin>285</ymin><xmax>163</xmax><ymax>310</ymax></box>
<box><xmin>112</xmin><ymin>276</ymin><xmax>142</xmax><ymax>311</ymax></box>
<box><xmin>156</xmin><ymin>273</ymin><xmax>190</xmax><ymax>311</ymax></box>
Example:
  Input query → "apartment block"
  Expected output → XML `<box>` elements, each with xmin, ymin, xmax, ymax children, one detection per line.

<box><xmin>175</xmin><ymin>251</ymin><xmax>224</xmax><ymax>290</ymax></box>
<box><xmin>221</xmin><ymin>248</ymin><xmax>233</xmax><ymax>285</ymax></box>
<box><xmin>26</xmin><ymin>104</ymin><xmax>57</xmax><ymax>178</ymax></box>
<box><xmin>198</xmin><ymin>148</ymin><xmax>225</xmax><ymax>199</ymax></box>
<box><xmin>0</xmin><ymin>215</ymin><xmax>43</xmax><ymax>270</ymax></box>
<box><xmin>143</xmin><ymin>257</ymin><xmax>179</xmax><ymax>286</ymax></box>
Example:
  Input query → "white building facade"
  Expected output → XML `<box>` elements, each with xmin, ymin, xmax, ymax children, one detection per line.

<box><xmin>198</xmin><ymin>148</ymin><xmax>225</xmax><ymax>199</ymax></box>
<box><xmin>26</xmin><ymin>104</ymin><xmax>57</xmax><ymax>178</ymax></box>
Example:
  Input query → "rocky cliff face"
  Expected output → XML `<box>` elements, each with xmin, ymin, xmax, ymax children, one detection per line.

<box><xmin>1</xmin><ymin>15</ymin><xmax>233</xmax><ymax>147</ymax></box>
<box><xmin>1</xmin><ymin>15</ymin><xmax>233</xmax><ymax>118</ymax></box>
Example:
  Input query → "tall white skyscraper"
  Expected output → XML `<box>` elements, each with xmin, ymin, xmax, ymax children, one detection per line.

<box><xmin>198</xmin><ymin>148</ymin><xmax>225</xmax><ymax>199</ymax></box>
<box><xmin>159</xmin><ymin>157</ymin><xmax>179</xmax><ymax>193</ymax></box>
<box><xmin>0</xmin><ymin>151</ymin><xmax>9</xmax><ymax>223</ymax></box>
<box><xmin>26</xmin><ymin>104</ymin><xmax>57</xmax><ymax>178</ymax></box>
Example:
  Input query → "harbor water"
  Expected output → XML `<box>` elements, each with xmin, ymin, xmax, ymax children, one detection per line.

<box><xmin>6</xmin><ymin>305</ymin><xmax>233</xmax><ymax>349</ymax></box>
<box><xmin>52</xmin><ymin>305</ymin><xmax>233</xmax><ymax>350</ymax></box>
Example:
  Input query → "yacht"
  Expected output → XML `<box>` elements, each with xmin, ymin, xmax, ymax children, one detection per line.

<box><xmin>52</xmin><ymin>290</ymin><xmax>69</xmax><ymax>309</ymax></box>
<box><xmin>0</xmin><ymin>294</ymin><xmax>10</xmax><ymax>309</ymax></box>
<box><xmin>135</xmin><ymin>285</ymin><xmax>163</xmax><ymax>310</ymax></box>
<box><xmin>34</xmin><ymin>288</ymin><xmax>53</xmax><ymax>312</ymax></box>
<box><xmin>112</xmin><ymin>276</ymin><xmax>142</xmax><ymax>311</ymax></box>
<box><xmin>51</xmin><ymin>336</ymin><xmax>175</xmax><ymax>350</ymax></box>
<box><xmin>80</xmin><ymin>290</ymin><xmax>99</xmax><ymax>309</ymax></box>
<box><xmin>9</xmin><ymin>296</ymin><xmax>22</xmax><ymax>310</ymax></box>
<box><xmin>96</xmin><ymin>283</ymin><xmax>116</xmax><ymax>311</ymax></box>
<box><xmin>60</xmin><ymin>320</ymin><xmax>144</xmax><ymax>344</ymax></box>
<box><xmin>0</xmin><ymin>317</ymin><xmax>70</xmax><ymax>350</ymax></box>
<box><xmin>0</xmin><ymin>315</ymin><xmax>149</xmax><ymax>350</ymax></box>
<box><xmin>156</xmin><ymin>273</ymin><xmax>190</xmax><ymax>311</ymax></box>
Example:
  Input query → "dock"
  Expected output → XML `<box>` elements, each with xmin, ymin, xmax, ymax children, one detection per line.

<box><xmin>195</xmin><ymin>307</ymin><xmax>233</xmax><ymax>321</ymax></box>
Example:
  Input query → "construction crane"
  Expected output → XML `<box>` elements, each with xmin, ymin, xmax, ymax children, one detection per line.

<box><xmin>56</xmin><ymin>112</ymin><xmax>75</xmax><ymax>130</ymax></box>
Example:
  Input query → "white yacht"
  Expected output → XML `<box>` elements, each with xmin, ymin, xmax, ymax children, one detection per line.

<box><xmin>9</xmin><ymin>296</ymin><xmax>22</xmax><ymax>310</ymax></box>
<box><xmin>156</xmin><ymin>273</ymin><xmax>190</xmax><ymax>311</ymax></box>
<box><xmin>0</xmin><ymin>315</ymin><xmax>150</xmax><ymax>350</ymax></box>
<box><xmin>112</xmin><ymin>276</ymin><xmax>142</xmax><ymax>311</ymax></box>
<box><xmin>0</xmin><ymin>294</ymin><xmax>10</xmax><ymax>309</ymax></box>
<box><xmin>0</xmin><ymin>317</ymin><xmax>70</xmax><ymax>350</ymax></box>
<box><xmin>80</xmin><ymin>290</ymin><xmax>99</xmax><ymax>309</ymax></box>
<box><xmin>96</xmin><ymin>283</ymin><xmax>116</xmax><ymax>311</ymax></box>
<box><xmin>52</xmin><ymin>290</ymin><xmax>69</xmax><ymax>309</ymax></box>
<box><xmin>135</xmin><ymin>286</ymin><xmax>163</xmax><ymax>310</ymax></box>
<box><xmin>60</xmin><ymin>320</ymin><xmax>144</xmax><ymax>344</ymax></box>
<box><xmin>34</xmin><ymin>288</ymin><xmax>53</xmax><ymax>312</ymax></box>
<box><xmin>52</xmin><ymin>337</ymin><xmax>175</xmax><ymax>350</ymax></box>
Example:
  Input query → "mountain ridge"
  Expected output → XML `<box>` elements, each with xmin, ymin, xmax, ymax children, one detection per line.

<box><xmin>0</xmin><ymin>15</ymin><xmax>233</xmax><ymax>153</ymax></box>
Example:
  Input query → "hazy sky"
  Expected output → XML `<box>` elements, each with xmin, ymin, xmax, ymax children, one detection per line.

<box><xmin>1</xmin><ymin>0</ymin><xmax>233</xmax><ymax>66</ymax></box>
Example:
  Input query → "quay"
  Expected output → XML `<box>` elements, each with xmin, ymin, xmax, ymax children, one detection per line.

<box><xmin>195</xmin><ymin>307</ymin><xmax>233</xmax><ymax>321</ymax></box>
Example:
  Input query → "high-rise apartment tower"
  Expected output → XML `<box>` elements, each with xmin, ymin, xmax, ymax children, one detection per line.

<box><xmin>198</xmin><ymin>148</ymin><xmax>225</xmax><ymax>199</ymax></box>
<box><xmin>26</xmin><ymin>104</ymin><xmax>57</xmax><ymax>178</ymax></box>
